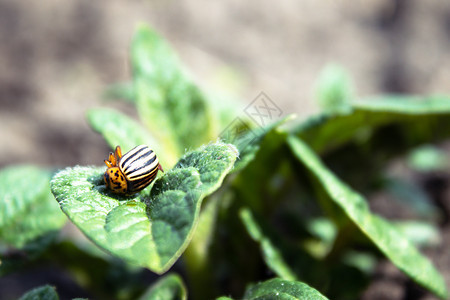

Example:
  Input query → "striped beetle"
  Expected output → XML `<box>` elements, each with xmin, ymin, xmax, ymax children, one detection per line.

<box><xmin>103</xmin><ymin>145</ymin><xmax>163</xmax><ymax>195</ymax></box>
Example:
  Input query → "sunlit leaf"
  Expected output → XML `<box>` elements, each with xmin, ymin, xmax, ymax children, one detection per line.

<box><xmin>131</xmin><ymin>24</ymin><xmax>216</xmax><ymax>157</ymax></box>
<box><xmin>86</xmin><ymin>108</ymin><xmax>174</xmax><ymax>166</ymax></box>
<box><xmin>51</xmin><ymin>142</ymin><xmax>237</xmax><ymax>273</ymax></box>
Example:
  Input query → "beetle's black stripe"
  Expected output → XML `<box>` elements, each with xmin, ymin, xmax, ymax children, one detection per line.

<box><xmin>120</xmin><ymin>146</ymin><xmax>152</xmax><ymax>171</ymax></box>
<box><xmin>128</xmin><ymin>163</ymin><xmax>159</xmax><ymax>180</ymax></box>
<box><xmin>127</xmin><ymin>171</ymin><xmax>158</xmax><ymax>192</ymax></box>
<box><xmin>124</xmin><ymin>155</ymin><xmax>157</xmax><ymax>177</ymax></box>
<box><xmin>124</xmin><ymin>152</ymin><xmax>154</xmax><ymax>172</ymax></box>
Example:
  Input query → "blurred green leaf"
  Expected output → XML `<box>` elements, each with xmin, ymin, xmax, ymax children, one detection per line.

<box><xmin>131</xmin><ymin>24</ymin><xmax>216</xmax><ymax>158</ymax></box>
<box><xmin>341</xmin><ymin>251</ymin><xmax>377</xmax><ymax>274</ymax></box>
<box><xmin>183</xmin><ymin>194</ymin><xmax>224</xmax><ymax>299</ymax></box>
<box><xmin>243</xmin><ymin>278</ymin><xmax>328</xmax><ymax>300</ymax></box>
<box><xmin>51</xmin><ymin>142</ymin><xmax>237</xmax><ymax>273</ymax></box>
<box><xmin>47</xmin><ymin>240</ymin><xmax>151</xmax><ymax>300</ymax></box>
<box><xmin>407</xmin><ymin>144</ymin><xmax>449</xmax><ymax>172</ymax></box>
<box><xmin>354</xmin><ymin>95</ymin><xmax>450</xmax><ymax>112</ymax></box>
<box><xmin>293</xmin><ymin>95</ymin><xmax>450</xmax><ymax>155</ymax></box>
<box><xmin>0</xmin><ymin>234</ymin><xmax>60</xmax><ymax>276</ymax></box>
<box><xmin>231</xmin><ymin>115</ymin><xmax>294</xmax><ymax>172</ymax></box>
<box><xmin>240</xmin><ymin>208</ymin><xmax>297</xmax><ymax>281</ymax></box>
<box><xmin>86</xmin><ymin>108</ymin><xmax>174</xmax><ymax>166</ymax></box>
<box><xmin>315</xmin><ymin>64</ymin><xmax>353</xmax><ymax>113</ymax></box>
<box><xmin>304</xmin><ymin>217</ymin><xmax>337</xmax><ymax>257</ymax></box>
<box><xmin>394</xmin><ymin>221</ymin><xmax>440</xmax><ymax>248</ymax></box>
<box><xmin>138</xmin><ymin>274</ymin><xmax>186</xmax><ymax>300</ymax></box>
<box><xmin>19</xmin><ymin>285</ymin><xmax>58</xmax><ymax>300</ymax></box>
<box><xmin>0</xmin><ymin>166</ymin><xmax>66</xmax><ymax>249</ymax></box>
<box><xmin>287</xmin><ymin>136</ymin><xmax>448</xmax><ymax>299</ymax></box>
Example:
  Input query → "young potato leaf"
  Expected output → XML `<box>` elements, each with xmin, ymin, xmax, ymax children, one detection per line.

<box><xmin>138</xmin><ymin>273</ymin><xmax>187</xmax><ymax>300</ymax></box>
<box><xmin>232</xmin><ymin>115</ymin><xmax>295</xmax><ymax>172</ymax></box>
<box><xmin>315</xmin><ymin>64</ymin><xmax>353</xmax><ymax>113</ymax></box>
<box><xmin>394</xmin><ymin>221</ymin><xmax>440</xmax><ymax>248</ymax></box>
<box><xmin>287</xmin><ymin>136</ymin><xmax>448</xmax><ymax>299</ymax></box>
<box><xmin>86</xmin><ymin>108</ymin><xmax>175</xmax><ymax>167</ymax></box>
<box><xmin>131</xmin><ymin>24</ymin><xmax>216</xmax><ymax>157</ymax></box>
<box><xmin>407</xmin><ymin>144</ymin><xmax>450</xmax><ymax>172</ymax></box>
<box><xmin>51</xmin><ymin>142</ymin><xmax>237</xmax><ymax>273</ymax></box>
<box><xmin>240</xmin><ymin>208</ymin><xmax>297</xmax><ymax>281</ymax></box>
<box><xmin>293</xmin><ymin>95</ymin><xmax>450</xmax><ymax>154</ymax></box>
<box><xmin>0</xmin><ymin>166</ymin><xmax>66</xmax><ymax>249</ymax></box>
<box><xmin>353</xmin><ymin>95</ymin><xmax>450</xmax><ymax>113</ymax></box>
<box><xmin>19</xmin><ymin>285</ymin><xmax>58</xmax><ymax>300</ymax></box>
<box><xmin>243</xmin><ymin>278</ymin><xmax>328</xmax><ymax>300</ymax></box>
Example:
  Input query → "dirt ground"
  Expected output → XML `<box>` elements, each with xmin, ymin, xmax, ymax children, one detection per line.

<box><xmin>0</xmin><ymin>0</ymin><xmax>449</xmax><ymax>299</ymax></box>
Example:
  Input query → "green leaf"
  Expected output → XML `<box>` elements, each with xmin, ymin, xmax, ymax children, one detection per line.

<box><xmin>394</xmin><ymin>221</ymin><xmax>440</xmax><ymax>248</ymax></box>
<box><xmin>50</xmin><ymin>142</ymin><xmax>237</xmax><ymax>273</ymax></box>
<box><xmin>407</xmin><ymin>144</ymin><xmax>449</xmax><ymax>172</ymax></box>
<box><xmin>240</xmin><ymin>208</ymin><xmax>297</xmax><ymax>281</ymax></box>
<box><xmin>232</xmin><ymin>115</ymin><xmax>295</xmax><ymax>172</ymax></box>
<box><xmin>354</xmin><ymin>95</ymin><xmax>450</xmax><ymax>113</ymax></box>
<box><xmin>287</xmin><ymin>136</ymin><xmax>448</xmax><ymax>299</ymax></box>
<box><xmin>139</xmin><ymin>274</ymin><xmax>187</xmax><ymax>300</ymax></box>
<box><xmin>0</xmin><ymin>166</ymin><xmax>66</xmax><ymax>249</ymax></box>
<box><xmin>243</xmin><ymin>278</ymin><xmax>328</xmax><ymax>300</ymax></box>
<box><xmin>293</xmin><ymin>95</ymin><xmax>450</xmax><ymax>154</ymax></box>
<box><xmin>86</xmin><ymin>108</ymin><xmax>175</xmax><ymax>166</ymax></box>
<box><xmin>19</xmin><ymin>285</ymin><xmax>58</xmax><ymax>300</ymax></box>
<box><xmin>87</xmin><ymin>108</ymin><xmax>155</xmax><ymax>153</ymax></box>
<box><xmin>132</xmin><ymin>24</ymin><xmax>216</xmax><ymax>156</ymax></box>
<box><xmin>315</xmin><ymin>64</ymin><xmax>353</xmax><ymax>113</ymax></box>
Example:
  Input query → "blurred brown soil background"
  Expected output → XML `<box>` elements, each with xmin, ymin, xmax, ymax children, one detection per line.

<box><xmin>0</xmin><ymin>0</ymin><xmax>449</xmax><ymax>299</ymax></box>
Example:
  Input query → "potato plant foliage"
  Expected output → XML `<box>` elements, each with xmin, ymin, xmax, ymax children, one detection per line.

<box><xmin>1</xmin><ymin>24</ymin><xmax>450</xmax><ymax>300</ymax></box>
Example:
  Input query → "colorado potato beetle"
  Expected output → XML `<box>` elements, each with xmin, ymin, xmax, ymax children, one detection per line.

<box><xmin>103</xmin><ymin>145</ymin><xmax>163</xmax><ymax>195</ymax></box>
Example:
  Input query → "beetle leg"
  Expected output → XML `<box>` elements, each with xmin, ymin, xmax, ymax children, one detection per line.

<box><xmin>115</xmin><ymin>146</ymin><xmax>122</xmax><ymax>162</ymax></box>
<box><xmin>158</xmin><ymin>163</ymin><xmax>164</xmax><ymax>173</ymax></box>
<box><xmin>104</xmin><ymin>159</ymin><xmax>113</xmax><ymax>168</ymax></box>
<box><xmin>107</xmin><ymin>152</ymin><xmax>117</xmax><ymax>166</ymax></box>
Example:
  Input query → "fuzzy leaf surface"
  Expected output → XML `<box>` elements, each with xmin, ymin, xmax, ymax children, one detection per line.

<box><xmin>51</xmin><ymin>142</ymin><xmax>237</xmax><ymax>273</ymax></box>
